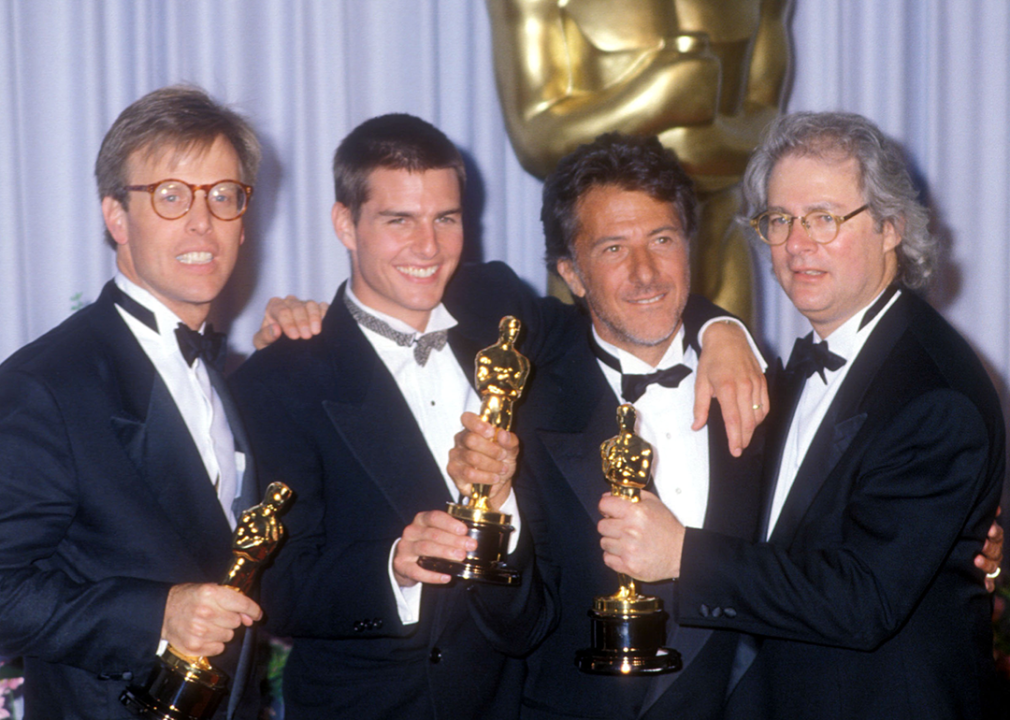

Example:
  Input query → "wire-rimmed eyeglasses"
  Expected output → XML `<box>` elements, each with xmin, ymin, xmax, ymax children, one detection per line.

<box><xmin>750</xmin><ymin>205</ymin><xmax>869</xmax><ymax>246</ymax></box>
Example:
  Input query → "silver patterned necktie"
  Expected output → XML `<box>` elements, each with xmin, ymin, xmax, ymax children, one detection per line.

<box><xmin>343</xmin><ymin>293</ymin><xmax>448</xmax><ymax>366</ymax></box>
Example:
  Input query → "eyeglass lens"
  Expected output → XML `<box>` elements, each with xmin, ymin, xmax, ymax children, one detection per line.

<box><xmin>152</xmin><ymin>181</ymin><xmax>248</xmax><ymax>220</ymax></box>
<box><xmin>757</xmin><ymin>212</ymin><xmax>841</xmax><ymax>245</ymax></box>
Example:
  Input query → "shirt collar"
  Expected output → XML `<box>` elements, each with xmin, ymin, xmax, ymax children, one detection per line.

<box><xmin>592</xmin><ymin>324</ymin><xmax>690</xmax><ymax>375</ymax></box>
<box><xmin>813</xmin><ymin>286</ymin><xmax>902</xmax><ymax>362</ymax></box>
<box><xmin>114</xmin><ymin>272</ymin><xmax>205</xmax><ymax>340</ymax></box>
<box><xmin>345</xmin><ymin>284</ymin><xmax>457</xmax><ymax>338</ymax></box>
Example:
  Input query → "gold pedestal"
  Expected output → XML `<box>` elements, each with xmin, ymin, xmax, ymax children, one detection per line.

<box><xmin>121</xmin><ymin>482</ymin><xmax>293</xmax><ymax>719</ymax></box>
<box><xmin>576</xmin><ymin>590</ymin><xmax>681</xmax><ymax>675</ymax></box>
<box><xmin>121</xmin><ymin>649</ymin><xmax>227</xmax><ymax>720</ymax></box>
<box><xmin>418</xmin><ymin>500</ymin><xmax>519</xmax><ymax>585</ymax></box>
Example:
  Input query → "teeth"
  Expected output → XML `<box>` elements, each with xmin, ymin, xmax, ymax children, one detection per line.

<box><xmin>398</xmin><ymin>265</ymin><xmax>438</xmax><ymax>278</ymax></box>
<box><xmin>630</xmin><ymin>294</ymin><xmax>664</xmax><ymax>305</ymax></box>
<box><xmin>177</xmin><ymin>252</ymin><xmax>213</xmax><ymax>264</ymax></box>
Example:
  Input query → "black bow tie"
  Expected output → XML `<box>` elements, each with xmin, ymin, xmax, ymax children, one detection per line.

<box><xmin>175</xmin><ymin>323</ymin><xmax>227</xmax><ymax>370</ymax></box>
<box><xmin>589</xmin><ymin>333</ymin><xmax>692</xmax><ymax>403</ymax></box>
<box><xmin>621</xmin><ymin>365</ymin><xmax>692</xmax><ymax>403</ymax></box>
<box><xmin>786</xmin><ymin>334</ymin><xmax>845</xmax><ymax>383</ymax></box>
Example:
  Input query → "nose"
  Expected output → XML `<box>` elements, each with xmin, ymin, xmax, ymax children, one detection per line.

<box><xmin>185</xmin><ymin>190</ymin><xmax>213</xmax><ymax>234</ymax></box>
<box><xmin>628</xmin><ymin>245</ymin><xmax>659</xmax><ymax>284</ymax></box>
<box><xmin>412</xmin><ymin>221</ymin><xmax>439</xmax><ymax>258</ymax></box>
<box><xmin>784</xmin><ymin>216</ymin><xmax>816</xmax><ymax>255</ymax></box>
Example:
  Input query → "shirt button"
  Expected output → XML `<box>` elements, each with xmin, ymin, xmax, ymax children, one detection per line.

<box><xmin>430</xmin><ymin>647</ymin><xmax>442</xmax><ymax>663</ymax></box>
<box><xmin>675</xmin><ymin>488</ymin><xmax>682</xmax><ymax>494</ymax></box>
<box><xmin>666</xmin><ymin>432</ymin><xmax>672</xmax><ymax>439</ymax></box>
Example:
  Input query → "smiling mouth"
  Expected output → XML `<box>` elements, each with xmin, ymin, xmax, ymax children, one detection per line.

<box><xmin>397</xmin><ymin>265</ymin><xmax>439</xmax><ymax>278</ymax></box>
<box><xmin>177</xmin><ymin>252</ymin><xmax>213</xmax><ymax>265</ymax></box>
<box><xmin>627</xmin><ymin>291</ymin><xmax>667</xmax><ymax>305</ymax></box>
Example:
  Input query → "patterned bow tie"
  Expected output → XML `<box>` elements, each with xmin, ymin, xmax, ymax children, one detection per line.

<box><xmin>786</xmin><ymin>334</ymin><xmax>846</xmax><ymax>383</ymax></box>
<box><xmin>175</xmin><ymin>323</ymin><xmax>227</xmax><ymax>370</ymax></box>
<box><xmin>343</xmin><ymin>293</ymin><xmax>448</xmax><ymax>366</ymax></box>
<box><xmin>589</xmin><ymin>332</ymin><xmax>693</xmax><ymax>403</ymax></box>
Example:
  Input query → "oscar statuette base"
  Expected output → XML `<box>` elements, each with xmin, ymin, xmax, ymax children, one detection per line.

<box><xmin>121</xmin><ymin>649</ymin><xmax>227</xmax><ymax>720</ymax></box>
<box><xmin>576</xmin><ymin>596</ymin><xmax>682</xmax><ymax>676</ymax></box>
<box><xmin>417</xmin><ymin>502</ymin><xmax>520</xmax><ymax>586</ymax></box>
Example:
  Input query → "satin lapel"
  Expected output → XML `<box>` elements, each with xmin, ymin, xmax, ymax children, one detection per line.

<box><xmin>321</xmin><ymin>300</ymin><xmax>451</xmax><ymax>529</ymax></box>
<box><xmin>758</xmin><ymin>358</ymin><xmax>805</xmax><ymax>540</ymax></box>
<box><xmin>91</xmin><ymin>285</ymin><xmax>232</xmax><ymax>577</ymax></box>
<box><xmin>701</xmin><ymin>403</ymin><xmax>763</xmax><ymax>540</ymax></box>
<box><xmin>208</xmin><ymin>364</ymin><xmax>258</xmax><ymax>515</ymax></box>
<box><xmin>642</xmin><ymin>403</ymin><xmax>752</xmax><ymax>715</ymax></box>
<box><xmin>447</xmin><ymin>327</ymin><xmax>485</xmax><ymax>393</ymax></box>
<box><xmin>769</xmin><ymin>296</ymin><xmax>911</xmax><ymax>546</ymax></box>
<box><xmin>534</xmin><ymin>343</ymin><xmax>618</xmax><ymax>526</ymax></box>
<box><xmin>141</xmin><ymin>379</ymin><xmax>235</xmax><ymax>576</ymax></box>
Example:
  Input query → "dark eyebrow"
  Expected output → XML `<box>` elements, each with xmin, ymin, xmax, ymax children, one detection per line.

<box><xmin>648</xmin><ymin>224</ymin><xmax>681</xmax><ymax>237</ymax></box>
<box><xmin>588</xmin><ymin>223</ymin><xmax>682</xmax><ymax>249</ymax></box>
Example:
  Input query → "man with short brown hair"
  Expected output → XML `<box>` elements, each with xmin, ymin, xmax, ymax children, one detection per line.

<box><xmin>0</xmin><ymin>85</ymin><xmax>263</xmax><ymax>719</ymax></box>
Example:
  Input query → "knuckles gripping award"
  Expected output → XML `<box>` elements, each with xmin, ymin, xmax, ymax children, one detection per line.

<box><xmin>418</xmin><ymin>315</ymin><xmax>529</xmax><ymax>585</ymax></box>
<box><xmin>576</xmin><ymin>405</ymin><xmax>682</xmax><ymax>675</ymax></box>
<box><xmin>122</xmin><ymin>482</ymin><xmax>294</xmax><ymax>720</ymax></box>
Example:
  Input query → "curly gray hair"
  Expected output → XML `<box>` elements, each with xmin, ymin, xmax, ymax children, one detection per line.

<box><xmin>742</xmin><ymin>112</ymin><xmax>935</xmax><ymax>289</ymax></box>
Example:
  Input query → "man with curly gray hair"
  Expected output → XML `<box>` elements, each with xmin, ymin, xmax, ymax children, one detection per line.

<box><xmin>606</xmin><ymin>111</ymin><xmax>1004</xmax><ymax>718</ymax></box>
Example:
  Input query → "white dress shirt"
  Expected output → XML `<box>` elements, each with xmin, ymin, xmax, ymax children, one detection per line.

<box><xmin>344</xmin><ymin>287</ymin><xmax>521</xmax><ymax>624</ymax></box>
<box><xmin>593</xmin><ymin>327</ymin><xmax>710</xmax><ymax>529</ymax></box>
<box><xmin>767</xmin><ymin>288</ymin><xmax>901</xmax><ymax>536</ymax></box>
<box><xmin>113</xmin><ymin>273</ymin><xmax>242</xmax><ymax>529</ymax></box>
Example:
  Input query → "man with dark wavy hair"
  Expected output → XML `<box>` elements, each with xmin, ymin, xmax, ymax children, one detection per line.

<box><xmin>511</xmin><ymin>132</ymin><xmax>767</xmax><ymax>720</ymax></box>
<box><xmin>0</xmin><ymin>86</ymin><xmax>264</xmax><ymax>718</ymax></box>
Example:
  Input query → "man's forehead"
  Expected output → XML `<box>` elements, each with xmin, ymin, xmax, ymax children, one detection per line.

<box><xmin>364</xmin><ymin>166</ymin><xmax>461</xmax><ymax>199</ymax></box>
<box><xmin>768</xmin><ymin>152</ymin><xmax>863</xmax><ymax>204</ymax></box>
<box><xmin>575</xmin><ymin>186</ymin><xmax>682</xmax><ymax>234</ymax></box>
<box><xmin>126</xmin><ymin>136</ymin><xmax>235</xmax><ymax>176</ymax></box>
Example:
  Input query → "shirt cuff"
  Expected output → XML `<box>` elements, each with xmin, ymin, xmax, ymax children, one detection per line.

<box><xmin>388</xmin><ymin>539</ymin><xmax>422</xmax><ymax>625</ymax></box>
<box><xmin>699</xmin><ymin>317</ymin><xmax>767</xmax><ymax>372</ymax></box>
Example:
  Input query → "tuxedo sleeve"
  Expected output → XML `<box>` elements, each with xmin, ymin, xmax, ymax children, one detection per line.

<box><xmin>676</xmin><ymin>389</ymin><xmax>999</xmax><ymax>649</ymax></box>
<box><xmin>463</xmin><ymin>463</ymin><xmax>561</xmax><ymax>655</ymax></box>
<box><xmin>0</xmin><ymin>370</ymin><xmax>167</xmax><ymax>672</ymax></box>
<box><xmin>682</xmin><ymin>293</ymin><xmax>737</xmax><ymax>353</ymax></box>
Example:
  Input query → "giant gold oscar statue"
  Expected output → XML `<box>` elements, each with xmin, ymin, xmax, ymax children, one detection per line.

<box><xmin>418</xmin><ymin>316</ymin><xmax>530</xmax><ymax>585</ymax></box>
<box><xmin>486</xmin><ymin>0</ymin><xmax>791</xmax><ymax>323</ymax></box>
<box><xmin>576</xmin><ymin>405</ymin><xmax>681</xmax><ymax>675</ymax></box>
<box><xmin>121</xmin><ymin>482</ymin><xmax>293</xmax><ymax>720</ymax></box>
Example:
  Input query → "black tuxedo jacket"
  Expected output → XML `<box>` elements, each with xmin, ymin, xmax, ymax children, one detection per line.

<box><xmin>231</xmin><ymin>262</ymin><xmax>573</xmax><ymax>719</ymax></box>
<box><xmin>515</xmin><ymin>296</ymin><xmax>764</xmax><ymax>720</ymax></box>
<box><xmin>0</xmin><ymin>281</ymin><xmax>258</xmax><ymax>719</ymax></box>
<box><xmin>677</xmin><ymin>292</ymin><xmax>1004</xmax><ymax>719</ymax></box>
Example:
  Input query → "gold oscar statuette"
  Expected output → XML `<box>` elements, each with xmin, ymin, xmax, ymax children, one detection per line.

<box><xmin>418</xmin><ymin>316</ymin><xmax>530</xmax><ymax>585</ymax></box>
<box><xmin>487</xmin><ymin>0</ymin><xmax>793</xmax><ymax>324</ymax></box>
<box><xmin>576</xmin><ymin>405</ymin><xmax>682</xmax><ymax>675</ymax></box>
<box><xmin>121</xmin><ymin>482</ymin><xmax>294</xmax><ymax>720</ymax></box>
